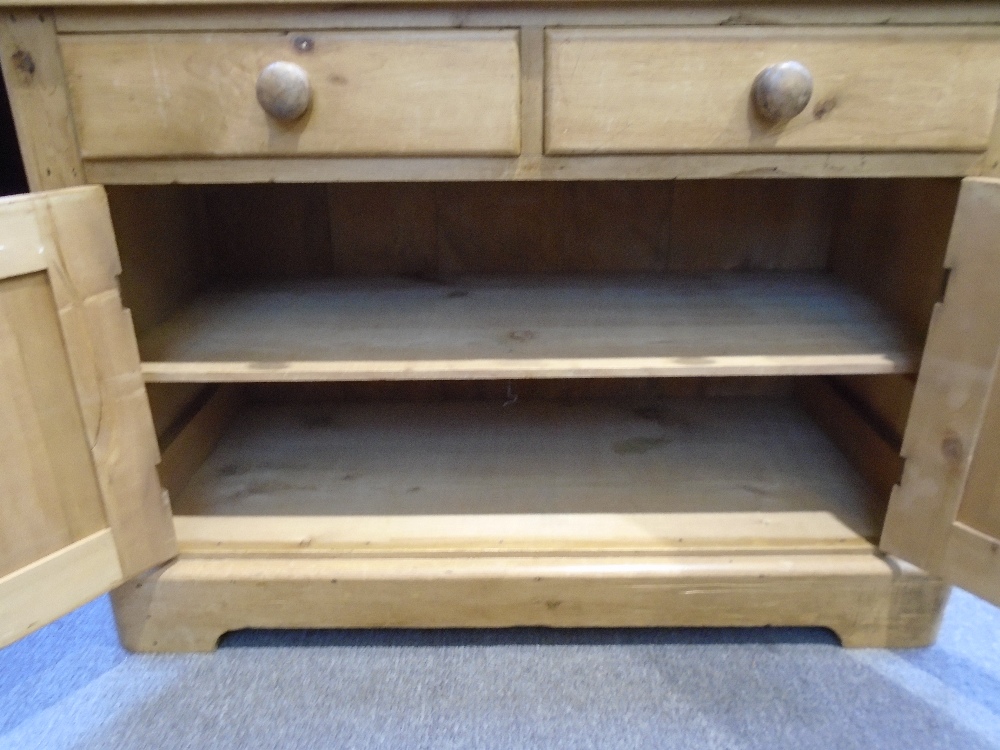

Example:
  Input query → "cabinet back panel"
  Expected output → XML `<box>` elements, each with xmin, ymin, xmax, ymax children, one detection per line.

<box><xmin>829</xmin><ymin>178</ymin><xmax>958</xmax><ymax>344</ymax></box>
<box><xmin>107</xmin><ymin>185</ymin><xmax>211</xmax><ymax>335</ymax></box>
<box><xmin>196</xmin><ymin>180</ymin><xmax>840</xmax><ymax>279</ymax></box>
<box><xmin>109</xmin><ymin>181</ymin><xmax>959</xmax><ymax>296</ymax></box>
<box><xmin>242</xmin><ymin>377</ymin><xmax>793</xmax><ymax>405</ymax></box>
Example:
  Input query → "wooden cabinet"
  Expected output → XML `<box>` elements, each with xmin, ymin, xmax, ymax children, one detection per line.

<box><xmin>2</xmin><ymin>1</ymin><xmax>1000</xmax><ymax>652</ymax></box>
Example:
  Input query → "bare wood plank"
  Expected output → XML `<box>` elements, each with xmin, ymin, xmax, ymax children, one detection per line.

<box><xmin>174</xmin><ymin>513</ymin><xmax>875</xmax><ymax>556</ymax></box>
<box><xmin>829</xmin><ymin>178</ymin><xmax>958</xmax><ymax>344</ymax></box>
<box><xmin>35</xmin><ymin>187</ymin><xmax>177</xmax><ymax>579</ymax></box>
<box><xmin>941</xmin><ymin>523</ymin><xmax>1000</xmax><ymax>605</ymax></box>
<box><xmin>436</xmin><ymin>183</ymin><xmax>563</xmax><ymax>274</ymax></box>
<box><xmin>546</xmin><ymin>28</ymin><xmax>1000</xmax><ymax>155</ymax></box>
<box><xmin>170</xmin><ymin>397</ymin><xmax>882</xmax><ymax>544</ymax></box>
<box><xmin>669</xmin><ymin>180</ymin><xmax>837</xmax><ymax>271</ymax></box>
<box><xmin>326</xmin><ymin>183</ymin><xmax>437</xmax><ymax>276</ymax></box>
<box><xmin>883</xmin><ymin>178</ymin><xmax>1000</xmax><ymax>573</ymax></box>
<box><xmin>31</xmin><ymin>188</ymin><xmax>118</xmax><ymax>445</ymax></box>
<box><xmin>110</xmin><ymin>550</ymin><xmax>947</xmax><ymax>652</ymax></box>
<box><xmin>958</xmin><ymin>426</ymin><xmax>1000</xmax><ymax>540</ymax></box>
<box><xmin>1</xmin><ymin>530</ymin><xmax>122</xmax><ymax>649</ymax></box>
<box><xmin>204</xmin><ymin>183</ymin><xmax>333</xmax><ymax>280</ymax></box>
<box><xmin>554</xmin><ymin>182</ymin><xmax>673</xmax><ymax>272</ymax></box>
<box><xmin>834</xmin><ymin>374</ymin><xmax>915</xmax><ymax>442</ymax></box>
<box><xmin>0</xmin><ymin>11</ymin><xmax>83</xmax><ymax>190</ymax></box>
<box><xmin>429</xmin><ymin>182</ymin><xmax>675</xmax><ymax>274</ymax></box>
<box><xmin>147</xmin><ymin>383</ymin><xmax>213</xmax><ymax>440</ymax></box>
<box><xmin>240</xmin><ymin>378</ymin><xmax>792</xmax><ymax>408</ymax></box>
<box><xmin>324</xmin><ymin>182</ymin><xmax>677</xmax><ymax>279</ymax></box>
<box><xmin>159</xmin><ymin>386</ymin><xmax>242</xmax><ymax>502</ymax></box>
<box><xmin>76</xmin><ymin>289</ymin><xmax>177</xmax><ymax>578</ymax></box>
<box><xmin>81</xmin><ymin>152</ymin><xmax>993</xmax><ymax>184</ymax></box>
<box><xmin>136</xmin><ymin>274</ymin><xmax>914</xmax><ymax>382</ymax></box>
<box><xmin>106</xmin><ymin>185</ymin><xmax>212</xmax><ymax>336</ymax></box>
<box><xmin>141</xmin><ymin>356</ymin><xmax>911</xmax><ymax>382</ymax></box>
<box><xmin>149</xmin><ymin>177</ymin><xmax>843</xmax><ymax>278</ymax></box>
<box><xmin>62</xmin><ymin>31</ymin><xmax>521</xmax><ymax>159</ymax></box>
<box><xmin>796</xmin><ymin>377</ymin><xmax>903</xmax><ymax>503</ymax></box>
<box><xmin>0</xmin><ymin>274</ymin><xmax>106</xmax><ymax>577</ymax></box>
<box><xmin>0</xmin><ymin>206</ymin><xmax>47</xmax><ymax>278</ymax></box>
<box><xmin>51</xmin><ymin>3</ymin><xmax>1000</xmax><ymax>34</ymax></box>
<box><xmin>518</xmin><ymin>27</ymin><xmax>545</xmax><ymax>163</ymax></box>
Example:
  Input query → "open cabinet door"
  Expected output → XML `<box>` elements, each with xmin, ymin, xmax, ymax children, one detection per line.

<box><xmin>883</xmin><ymin>177</ymin><xmax>1000</xmax><ymax>606</ymax></box>
<box><xmin>0</xmin><ymin>186</ymin><xmax>176</xmax><ymax>648</ymax></box>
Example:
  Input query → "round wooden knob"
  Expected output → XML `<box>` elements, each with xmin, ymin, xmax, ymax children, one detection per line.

<box><xmin>256</xmin><ymin>62</ymin><xmax>311</xmax><ymax>121</ymax></box>
<box><xmin>751</xmin><ymin>62</ymin><xmax>813</xmax><ymax>122</ymax></box>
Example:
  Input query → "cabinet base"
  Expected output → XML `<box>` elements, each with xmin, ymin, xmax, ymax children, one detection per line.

<box><xmin>110</xmin><ymin>549</ymin><xmax>948</xmax><ymax>652</ymax></box>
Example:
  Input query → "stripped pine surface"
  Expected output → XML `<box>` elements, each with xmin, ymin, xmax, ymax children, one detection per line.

<box><xmin>172</xmin><ymin>396</ymin><xmax>883</xmax><ymax>547</ymax></box>
<box><xmin>139</xmin><ymin>273</ymin><xmax>916</xmax><ymax>381</ymax></box>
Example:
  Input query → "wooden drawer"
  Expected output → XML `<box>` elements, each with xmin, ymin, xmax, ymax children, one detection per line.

<box><xmin>60</xmin><ymin>30</ymin><xmax>521</xmax><ymax>159</ymax></box>
<box><xmin>545</xmin><ymin>28</ymin><xmax>1000</xmax><ymax>155</ymax></box>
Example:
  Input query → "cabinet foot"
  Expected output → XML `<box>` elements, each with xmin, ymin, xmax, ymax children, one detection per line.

<box><xmin>831</xmin><ymin>582</ymin><xmax>950</xmax><ymax>649</ymax></box>
<box><xmin>111</xmin><ymin>571</ymin><xmax>224</xmax><ymax>653</ymax></box>
<box><xmin>109</xmin><ymin>551</ymin><xmax>950</xmax><ymax>653</ymax></box>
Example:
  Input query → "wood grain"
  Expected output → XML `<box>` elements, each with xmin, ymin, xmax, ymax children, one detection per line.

<box><xmin>136</xmin><ymin>274</ymin><xmax>916</xmax><ymax>382</ymax></box>
<box><xmin>669</xmin><ymin>180</ymin><xmax>836</xmax><ymax>271</ymax></box>
<box><xmin>0</xmin><ymin>273</ymin><xmax>106</xmax><ymax>578</ymax></box>
<box><xmin>795</xmin><ymin>377</ymin><xmax>903</xmax><ymax>504</ymax></box>
<box><xmin>0</xmin><ymin>11</ymin><xmax>83</xmax><ymax>190</ymax></box>
<box><xmin>159</xmin><ymin>386</ymin><xmax>242</xmax><ymax>502</ymax></box>
<box><xmin>833</xmin><ymin>374</ymin><xmax>916</xmax><ymax>444</ymax></box>
<box><xmin>941</xmin><ymin>523</ymin><xmax>1000</xmax><ymax>605</ymax></box>
<box><xmin>203</xmin><ymin>183</ymin><xmax>332</xmax><ymax>280</ymax></box>
<box><xmin>519</xmin><ymin>26</ymin><xmax>545</xmax><ymax>163</ymax></box>
<box><xmin>1</xmin><ymin>530</ymin><xmax>122</xmax><ymax>649</ymax></box>
<box><xmin>3</xmin><ymin>187</ymin><xmax>178</xmax><ymax>579</ymax></box>
<box><xmin>546</xmin><ymin>28</ymin><xmax>1000</xmax><ymax>154</ymax></box>
<box><xmin>110</xmin><ymin>550</ymin><xmax>947</xmax><ymax>652</ymax></box>
<box><xmin>957</xmin><ymin>378</ymin><xmax>1000</xmax><ymax>541</ymax></box>
<box><xmin>61</xmin><ymin>30</ymin><xmax>521</xmax><ymax>159</ymax></box>
<box><xmin>0</xmin><ymin>188</ymin><xmax>181</xmax><ymax>646</ymax></box>
<box><xmin>106</xmin><ymin>185</ymin><xmax>210</xmax><ymax>336</ymax></box>
<box><xmin>173</xmin><ymin>512</ymin><xmax>874</xmax><ymax>556</ymax></box>
<box><xmin>81</xmin><ymin>152</ymin><xmax>997</xmax><ymax>185</ymax></box>
<box><xmin>170</xmin><ymin>396</ymin><xmax>882</xmax><ymax>546</ymax></box>
<box><xmin>147</xmin><ymin>383</ymin><xmax>213</xmax><ymax>440</ymax></box>
<box><xmin>828</xmin><ymin>178</ymin><xmax>958</xmax><ymax>344</ymax></box>
<box><xmin>157</xmin><ymin>180</ymin><xmax>835</xmax><ymax>281</ymax></box>
<box><xmin>883</xmin><ymin>178</ymin><xmax>1000</xmax><ymax>607</ymax></box>
<box><xmin>49</xmin><ymin>3</ymin><xmax>1000</xmax><ymax>30</ymax></box>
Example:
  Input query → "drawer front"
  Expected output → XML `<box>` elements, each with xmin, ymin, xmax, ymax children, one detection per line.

<box><xmin>61</xmin><ymin>31</ymin><xmax>521</xmax><ymax>159</ymax></box>
<box><xmin>546</xmin><ymin>28</ymin><xmax>1000</xmax><ymax>155</ymax></box>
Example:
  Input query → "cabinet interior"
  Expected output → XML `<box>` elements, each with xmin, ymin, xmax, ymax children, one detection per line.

<box><xmin>106</xmin><ymin>178</ymin><xmax>958</xmax><ymax>554</ymax></box>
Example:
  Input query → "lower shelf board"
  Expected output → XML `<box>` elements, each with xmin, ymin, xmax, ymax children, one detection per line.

<box><xmin>170</xmin><ymin>395</ymin><xmax>885</xmax><ymax>553</ymax></box>
<box><xmin>138</xmin><ymin>273</ymin><xmax>916</xmax><ymax>381</ymax></box>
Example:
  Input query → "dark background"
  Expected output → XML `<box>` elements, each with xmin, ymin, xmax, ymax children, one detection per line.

<box><xmin>0</xmin><ymin>69</ymin><xmax>29</xmax><ymax>195</ymax></box>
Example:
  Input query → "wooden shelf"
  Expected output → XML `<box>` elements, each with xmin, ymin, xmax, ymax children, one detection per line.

<box><xmin>139</xmin><ymin>273</ymin><xmax>916</xmax><ymax>382</ymax></box>
<box><xmin>171</xmin><ymin>396</ymin><xmax>883</xmax><ymax>554</ymax></box>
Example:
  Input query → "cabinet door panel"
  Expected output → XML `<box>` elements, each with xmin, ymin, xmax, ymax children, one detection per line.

<box><xmin>0</xmin><ymin>187</ymin><xmax>175</xmax><ymax>648</ymax></box>
<box><xmin>882</xmin><ymin>177</ymin><xmax>1000</xmax><ymax>605</ymax></box>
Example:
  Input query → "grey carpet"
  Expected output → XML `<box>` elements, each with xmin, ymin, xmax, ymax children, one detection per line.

<box><xmin>2</xmin><ymin>589</ymin><xmax>998</xmax><ymax>749</ymax></box>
